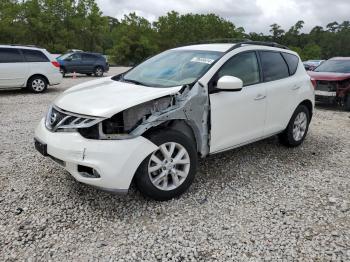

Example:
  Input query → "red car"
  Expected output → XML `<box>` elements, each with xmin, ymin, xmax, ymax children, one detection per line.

<box><xmin>308</xmin><ymin>57</ymin><xmax>350</xmax><ymax>111</ymax></box>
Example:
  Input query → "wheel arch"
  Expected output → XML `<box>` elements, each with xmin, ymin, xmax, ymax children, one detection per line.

<box><xmin>143</xmin><ymin>119</ymin><xmax>199</xmax><ymax>154</ymax></box>
<box><xmin>299</xmin><ymin>99</ymin><xmax>313</xmax><ymax>120</ymax></box>
<box><xmin>27</xmin><ymin>74</ymin><xmax>50</xmax><ymax>86</ymax></box>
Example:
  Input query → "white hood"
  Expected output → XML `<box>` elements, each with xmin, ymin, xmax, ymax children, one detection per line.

<box><xmin>54</xmin><ymin>77</ymin><xmax>182</xmax><ymax>117</ymax></box>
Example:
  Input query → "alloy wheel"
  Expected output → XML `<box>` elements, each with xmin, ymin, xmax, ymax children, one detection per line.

<box><xmin>148</xmin><ymin>142</ymin><xmax>190</xmax><ymax>191</ymax></box>
<box><xmin>292</xmin><ymin>111</ymin><xmax>307</xmax><ymax>141</ymax></box>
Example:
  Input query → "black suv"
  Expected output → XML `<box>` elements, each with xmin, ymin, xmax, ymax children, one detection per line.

<box><xmin>57</xmin><ymin>52</ymin><xmax>109</xmax><ymax>77</ymax></box>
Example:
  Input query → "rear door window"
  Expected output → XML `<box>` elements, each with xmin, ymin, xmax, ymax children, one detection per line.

<box><xmin>217</xmin><ymin>51</ymin><xmax>260</xmax><ymax>86</ymax></box>
<box><xmin>0</xmin><ymin>48</ymin><xmax>24</xmax><ymax>63</ymax></box>
<box><xmin>22</xmin><ymin>49</ymin><xmax>49</xmax><ymax>62</ymax></box>
<box><xmin>259</xmin><ymin>51</ymin><xmax>289</xmax><ymax>82</ymax></box>
<box><xmin>281</xmin><ymin>52</ymin><xmax>299</xmax><ymax>75</ymax></box>
<box><xmin>82</xmin><ymin>54</ymin><xmax>97</xmax><ymax>61</ymax></box>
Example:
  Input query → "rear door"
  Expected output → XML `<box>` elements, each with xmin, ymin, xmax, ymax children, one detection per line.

<box><xmin>0</xmin><ymin>47</ymin><xmax>28</xmax><ymax>87</ymax></box>
<box><xmin>65</xmin><ymin>53</ymin><xmax>82</xmax><ymax>73</ymax></box>
<box><xmin>259</xmin><ymin>51</ymin><xmax>298</xmax><ymax>136</ymax></box>
<box><xmin>21</xmin><ymin>48</ymin><xmax>51</xmax><ymax>76</ymax></box>
<box><xmin>81</xmin><ymin>53</ymin><xmax>97</xmax><ymax>73</ymax></box>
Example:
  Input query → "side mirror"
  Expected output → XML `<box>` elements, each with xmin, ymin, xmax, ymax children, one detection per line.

<box><xmin>217</xmin><ymin>76</ymin><xmax>243</xmax><ymax>91</ymax></box>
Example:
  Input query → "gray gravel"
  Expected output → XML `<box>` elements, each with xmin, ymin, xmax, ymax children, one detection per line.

<box><xmin>0</xmin><ymin>67</ymin><xmax>350</xmax><ymax>261</ymax></box>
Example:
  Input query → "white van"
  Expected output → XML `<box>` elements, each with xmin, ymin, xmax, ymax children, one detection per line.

<box><xmin>0</xmin><ymin>45</ymin><xmax>62</xmax><ymax>93</ymax></box>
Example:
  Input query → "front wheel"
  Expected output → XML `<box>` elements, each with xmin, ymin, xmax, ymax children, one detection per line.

<box><xmin>60</xmin><ymin>67</ymin><xmax>66</xmax><ymax>77</ymax></box>
<box><xmin>279</xmin><ymin>104</ymin><xmax>310</xmax><ymax>147</ymax></box>
<box><xmin>135</xmin><ymin>130</ymin><xmax>198</xmax><ymax>201</ymax></box>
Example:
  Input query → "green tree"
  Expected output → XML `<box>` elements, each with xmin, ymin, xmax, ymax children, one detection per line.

<box><xmin>108</xmin><ymin>13</ymin><xmax>158</xmax><ymax>65</ymax></box>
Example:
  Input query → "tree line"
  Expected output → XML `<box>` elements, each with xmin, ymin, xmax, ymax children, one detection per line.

<box><xmin>1</xmin><ymin>0</ymin><xmax>350</xmax><ymax>65</ymax></box>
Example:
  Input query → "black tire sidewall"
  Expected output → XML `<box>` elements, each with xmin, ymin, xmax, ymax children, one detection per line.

<box><xmin>285</xmin><ymin>105</ymin><xmax>310</xmax><ymax>147</ymax></box>
<box><xmin>345</xmin><ymin>94</ymin><xmax>350</xmax><ymax>111</ymax></box>
<box><xmin>135</xmin><ymin>130</ymin><xmax>198</xmax><ymax>201</ymax></box>
<box><xmin>60</xmin><ymin>67</ymin><xmax>66</xmax><ymax>77</ymax></box>
<box><xmin>27</xmin><ymin>76</ymin><xmax>47</xmax><ymax>93</ymax></box>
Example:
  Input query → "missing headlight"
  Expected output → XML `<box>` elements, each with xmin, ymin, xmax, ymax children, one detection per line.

<box><xmin>78</xmin><ymin>96</ymin><xmax>174</xmax><ymax>140</ymax></box>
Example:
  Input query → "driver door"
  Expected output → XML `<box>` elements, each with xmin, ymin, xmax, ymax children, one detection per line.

<box><xmin>209</xmin><ymin>51</ymin><xmax>267</xmax><ymax>153</ymax></box>
<box><xmin>65</xmin><ymin>53</ymin><xmax>82</xmax><ymax>73</ymax></box>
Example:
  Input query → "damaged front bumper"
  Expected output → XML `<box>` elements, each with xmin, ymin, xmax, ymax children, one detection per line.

<box><xmin>34</xmin><ymin>118</ymin><xmax>158</xmax><ymax>193</ymax></box>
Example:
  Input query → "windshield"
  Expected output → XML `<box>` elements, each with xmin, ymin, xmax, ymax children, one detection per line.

<box><xmin>314</xmin><ymin>60</ymin><xmax>350</xmax><ymax>73</ymax></box>
<box><xmin>57</xmin><ymin>53</ymin><xmax>73</xmax><ymax>60</ymax></box>
<box><xmin>121</xmin><ymin>50</ymin><xmax>223</xmax><ymax>87</ymax></box>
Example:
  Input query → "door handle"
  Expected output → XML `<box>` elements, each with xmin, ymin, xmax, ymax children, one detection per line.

<box><xmin>254</xmin><ymin>94</ymin><xmax>266</xmax><ymax>100</ymax></box>
<box><xmin>292</xmin><ymin>85</ymin><xmax>301</xmax><ymax>90</ymax></box>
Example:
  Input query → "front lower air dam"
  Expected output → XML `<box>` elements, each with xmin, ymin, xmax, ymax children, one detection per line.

<box><xmin>34</xmin><ymin>119</ymin><xmax>158</xmax><ymax>193</ymax></box>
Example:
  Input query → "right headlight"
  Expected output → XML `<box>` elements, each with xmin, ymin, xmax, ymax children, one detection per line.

<box><xmin>45</xmin><ymin>105</ymin><xmax>104</xmax><ymax>132</ymax></box>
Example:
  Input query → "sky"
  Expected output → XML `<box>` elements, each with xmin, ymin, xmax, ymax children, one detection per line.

<box><xmin>95</xmin><ymin>0</ymin><xmax>350</xmax><ymax>34</ymax></box>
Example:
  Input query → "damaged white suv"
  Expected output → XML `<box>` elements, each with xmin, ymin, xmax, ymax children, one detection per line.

<box><xmin>34</xmin><ymin>41</ymin><xmax>314</xmax><ymax>200</ymax></box>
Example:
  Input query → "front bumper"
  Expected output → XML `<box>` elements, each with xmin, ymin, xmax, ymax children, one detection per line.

<box><xmin>34</xmin><ymin>119</ymin><xmax>157</xmax><ymax>192</ymax></box>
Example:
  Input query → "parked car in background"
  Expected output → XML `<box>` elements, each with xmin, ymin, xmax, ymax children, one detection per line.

<box><xmin>308</xmin><ymin>57</ymin><xmax>350</xmax><ymax>111</ymax></box>
<box><xmin>0</xmin><ymin>45</ymin><xmax>62</xmax><ymax>93</ymax></box>
<box><xmin>35</xmin><ymin>41</ymin><xmax>314</xmax><ymax>200</ymax></box>
<box><xmin>57</xmin><ymin>51</ymin><xmax>109</xmax><ymax>77</ymax></box>
<box><xmin>303</xmin><ymin>60</ymin><xmax>324</xmax><ymax>71</ymax></box>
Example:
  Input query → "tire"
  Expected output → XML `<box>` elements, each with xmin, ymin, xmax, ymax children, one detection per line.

<box><xmin>344</xmin><ymin>94</ymin><xmax>350</xmax><ymax>111</ymax></box>
<box><xmin>60</xmin><ymin>67</ymin><xmax>66</xmax><ymax>77</ymax></box>
<box><xmin>135</xmin><ymin>130</ymin><xmax>198</xmax><ymax>201</ymax></box>
<box><xmin>27</xmin><ymin>76</ymin><xmax>48</xmax><ymax>93</ymax></box>
<box><xmin>94</xmin><ymin>66</ymin><xmax>104</xmax><ymax>77</ymax></box>
<box><xmin>279</xmin><ymin>104</ymin><xmax>310</xmax><ymax>147</ymax></box>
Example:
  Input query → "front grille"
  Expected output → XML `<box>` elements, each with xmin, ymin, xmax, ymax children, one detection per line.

<box><xmin>316</xmin><ymin>81</ymin><xmax>337</xmax><ymax>92</ymax></box>
<box><xmin>45</xmin><ymin>105</ymin><xmax>103</xmax><ymax>132</ymax></box>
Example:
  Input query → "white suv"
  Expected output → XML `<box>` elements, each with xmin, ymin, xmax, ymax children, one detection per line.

<box><xmin>0</xmin><ymin>45</ymin><xmax>62</xmax><ymax>93</ymax></box>
<box><xmin>34</xmin><ymin>41</ymin><xmax>314</xmax><ymax>200</ymax></box>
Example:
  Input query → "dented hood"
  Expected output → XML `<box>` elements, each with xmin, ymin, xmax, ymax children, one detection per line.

<box><xmin>307</xmin><ymin>71</ymin><xmax>350</xmax><ymax>81</ymax></box>
<box><xmin>54</xmin><ymin>77</ymin><xmax>182</xmax><ymax>118</ymax></box>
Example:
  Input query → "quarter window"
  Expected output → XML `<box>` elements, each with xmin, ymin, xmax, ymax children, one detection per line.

<box><xmin>217</xmin><ymin>52</ymin><xmax>260</xmax><ymax>86</ymax></box>
<box><xmin>259</xmin><ymin>51</ymin><xmax>289</xmax><ymax>82</ymax></box>
<box><xmin>282</xmin><ymin>52</ymin><xmax>299</xmax><ymax>75</ymax></box>
<box><xmin>0</xmin><ymin>48</ymin><xmax>24</xmax><ymax>63</ymax></box>
<box><xmin>22</xmin><ymin>49</ymin><xmax>49</xmax><ymax>62</ymax></box>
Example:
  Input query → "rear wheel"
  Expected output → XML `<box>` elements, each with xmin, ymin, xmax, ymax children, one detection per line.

<box><xmin>27</xmin><ymin>76</ymin><xmax>48</xmax><ymax>93</ymax></box>
<box><xmin>344</xmin><ymin>94</ymin><xmax>350</xmax><ymax>111</ymax></box>
<box><xmin>94</xmin><ymin>66</ymin><xmax>104</xmax><ymax>77</ymax></box>
<box><xmin>279</xmin><ymin>105</ymin><xmax>310</xmax><ymax>147</ymax></box>
<box><xmin>135</xmin><ymin>130</ymin><xmax>197</xmax><ymax>201</ymax></box>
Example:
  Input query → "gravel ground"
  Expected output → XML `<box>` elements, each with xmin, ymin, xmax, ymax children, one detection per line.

<box><xmin>0</xmin><ymin>67</ymin><xmax>349</xmax><ymax>261</ymax></box>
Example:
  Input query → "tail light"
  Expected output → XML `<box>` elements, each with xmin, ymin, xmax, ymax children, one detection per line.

<box><xmin>51</xmin><ymin>61</ymin><xmax>60</xmax><ymax>68</ymax></box>
<box><xmin>310</xmin><ymin>78</ymin><xmax>317</xmax><ymax>89</ymax></box>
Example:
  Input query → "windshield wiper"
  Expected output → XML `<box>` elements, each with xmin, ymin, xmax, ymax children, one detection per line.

<box><xmin>123</xmin><ymin>79</ymin><xmax>143</xmax><ymax>85</ymax></box>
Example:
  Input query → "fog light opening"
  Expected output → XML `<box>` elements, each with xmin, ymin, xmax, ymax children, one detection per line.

<box><xmin>78</xmin><ymin>165</ymin><xmax>101</xmax><ymax>178</ymax></box>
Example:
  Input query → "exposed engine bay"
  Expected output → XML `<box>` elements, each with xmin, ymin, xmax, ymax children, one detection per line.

<box><xmin>78</xmin><ymin>82</ymin><xmax>211</xmax><ymax>157</ymax></box>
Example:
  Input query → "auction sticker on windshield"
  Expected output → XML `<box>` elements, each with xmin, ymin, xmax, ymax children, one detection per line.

<box><xmin>191</xmin><ymin>57</ymin><xmax>215</xmax><ymax>64</ymax></box>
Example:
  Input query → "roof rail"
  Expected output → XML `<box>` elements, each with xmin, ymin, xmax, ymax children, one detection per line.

<box><xmin>184</xmin><ymin>38</ymin><xmax>249</xmax><ymax>46</ymax></box>
<box><xmin>177</xmin><ymin>39</ymin><xmax>289</xmax><ymax>51</ymax></box>
<box><xmin>226</xmin><ymin>40</ymin><xmax>289</xmax><ymax>52</ymax></box>
<box><xmin>8</xmin><ymin>44</ymin><xmax>43</xmax><ymax>49</ymax></box>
